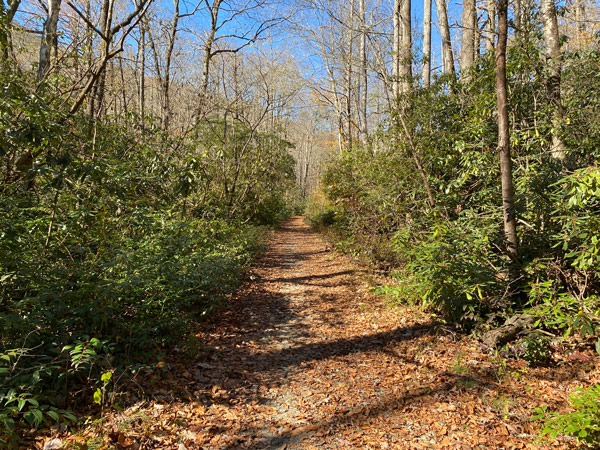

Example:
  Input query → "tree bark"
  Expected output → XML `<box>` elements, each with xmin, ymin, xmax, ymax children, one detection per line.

<box><xmin>435</xmin><ymin>0</ymin><xmax>455</xmax><ymax>76</ymax></box>
<box><xmin>486</xmin><ymin>0</ymin><xmax>495</xmax><ymax>53</ymax></box>
<box><xmin>496</xmin><ymin>0</ymin><xmax>518</xmax><ymax>259</ymax></box>
<box><xmin>392</xmin><ymin>0</ymin><xmax>400</xmax><ymax>98</ymax></box>
<box><xmin>95</xmin><ymin>0</ymin><xmax>114</xmax><ymax>117</ymax></box>
<box><xmin>346</xmin><ymin>0</ymin><xmax>354</xmax><ymax>147</ymax></box>
<box><xmin>422</xmin><ymin>0</ymin><xmax>432</xmax><ymax>87</ymax></box>
<box><xmin>576</xmin><ymin>0</ymin><xmax>586</xmax><ymax>36</ymax></box>
<box><xmin>0</xmin><ymin>0</ymin><xmax>21</xmax><ymax>61</ymax></box>
<box><xmin>359</xmin><ymin>0</ymin><xmax>367</xmax><ymax>142</ymax></box>
<box><xmin>37</xmin><ymin>0</ymin><xmax>62</xmax><ymax>81</ymax></box>
<box><xmin>540</xmin><ymin>0</ymin><xmax>566</xmax><ymax>160</ymax></box>
<box><xmin>399</xmin><ymin>0</ymin><xmax>411</xmax><ymax>93</ymax></box>
<box><xmin>514</xmin><ymin>0</ymin><xmax>522</xmax><ymax>32</ymax></box>
<box><xmin>138</xmin><ymin>24</ymin><xmax>145</xmax><ymax>118</ymax></box>
<box><xmin>161</xmin><ymin>0</ymin><xmax>179</xmax><ymax>130</ymax></box>
<box><xmin>460</xmin><ymin>0</ymin><xmax>476</xmax><ymax>77</ymax></box>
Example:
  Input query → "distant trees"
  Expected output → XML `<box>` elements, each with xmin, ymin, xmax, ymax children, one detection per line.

<box><xmin>311</xmin><ymin>0</ymin><xmax>600</xmax><ymax>355</ymax></box>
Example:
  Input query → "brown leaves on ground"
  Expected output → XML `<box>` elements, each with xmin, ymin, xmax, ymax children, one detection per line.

<box><xmin>40</xmin><ymin>217</ymin><xmax>598</xmax><ymax>449</ymax></box>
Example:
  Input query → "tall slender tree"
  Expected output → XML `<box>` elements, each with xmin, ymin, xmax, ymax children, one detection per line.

<box><xmin>359</xmin><ymin>0</ymin><xmax>367</xmax><ymax>141</ymax></box>
<box><xmin>435</xmin><ymin>0</ymin><xmax>455</xmax><ymax>76</ymax></box>
<box><xmin>37</xmin><ymin>0</ymin><xmax>62</xmax><ymax>81</ymax></box>
<box><xmin>346</xmin><ymin>0</ymin><xmax>355</xmax><ymax>146</ymax></box>
<box><xmin>0</xmin><ymin>0</ymin><xmax>21</xmax><ymax>60</ymax></box>
<box><xmin>496</xmin><ymin>0</ymin><xmax>518</xmax><ymax>258</ymax></box>
<box><xmin>422</xmin><ymin>0</ymin><xmax>431</xmax><ymax>87</ymax></box>
<box><xmin>540</xmin><ymin>0</ymin><xmax>566</xmax><ymax>160</ymax></box>
<box><xmin>399</xmin><ymin>0</ymin><xmax>411</xmax><ymax>93</ymax></box>
<box><xmin>460</xmin><ymin>0</ymin><xmax>476</xmax><ymax>77</ymax></box>
<box><xmin>486</xmin><ymin>0</ymin><xmax>495</xmax><ymax>53</ymax></box>
<box><xmin>392</xmin><ymin>0</ymin><xmax>400</xmax><ymax>98</ymax></box>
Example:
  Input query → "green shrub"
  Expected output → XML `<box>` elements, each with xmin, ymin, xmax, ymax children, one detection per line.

<box><xmin>533</xmin><ymin>384</ymin><xmax>600</xmax><ymax>447</ymax></box>
<box><xmin>0</xmin><ymin>66</ymin><xmax>291</xmax><ymax>443</ymax></box>
<box><xmin>305</xmin><ymin>194</ymin><xmax>337</xmax><ymax>229</ymax></box>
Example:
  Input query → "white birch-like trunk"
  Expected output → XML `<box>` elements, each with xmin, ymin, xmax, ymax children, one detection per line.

<box><xmin>422</xmin><ymin>0</ymin><xmax>432</xmax><ymax>87</ymax></box>
<box><xmin>37</xmin><ymin>0</ymin><xmax>62</xmax><ymax>81</ymax></box>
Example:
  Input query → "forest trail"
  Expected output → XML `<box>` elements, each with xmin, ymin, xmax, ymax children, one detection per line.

<box><xmin>101</xmin><ymin>217</ymin><xmax>581</xmax><ymax>449</ymax></box>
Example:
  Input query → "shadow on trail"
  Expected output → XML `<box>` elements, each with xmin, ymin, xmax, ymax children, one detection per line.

<box><xmin>189</xmin><ymin>320</ymin><xmax>439</xmax><ymax>414</ymax></box>
<box><xmin>252</xmin><ymin>372</ymin><xmax>497</xmax><ymax>449</ymax></box>
<box><xmin>99</xmin><ymin>217</ymin><xmax>592</xmax><ymax>449</ymax></box>
<box><xmin>251</xmin><ymin>323</ymin><xmax>434</xmax><ymax>370</ymax></box>
<box><xmin>269</xmin><ymin>270</ymin><xmax>361</xmax><ymax>284</ymax></box>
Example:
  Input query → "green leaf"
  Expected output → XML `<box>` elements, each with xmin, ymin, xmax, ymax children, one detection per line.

<box><xmin>101</xmin><ymin>371</ymin><xmax>112</xmax><ymax>383</ymax></box>
<box><xmin>32</xmin><ymin>409</ymin><xmax>44</xmax><ymax>426</ymax></box>
<box><xmin>46</xmin><ymin>410</ymin><xmax>60</xmax><ymax>422</ymax></box>
<box><xmin>93</xmin><ymin>388</ymin><xmax>102</xmax><ymax>405</ymax></box>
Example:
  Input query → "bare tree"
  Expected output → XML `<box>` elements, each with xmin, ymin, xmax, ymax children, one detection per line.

<box><xmin>293</xmin><ymin>2</ymin><xmax>347</xmax><ymax>151</ymax></box>
<box><xmin>146</xmin><ymin>0</ymin><xmax>190</xmax><ymax>130</ymax></box>
<box><xmin>576</xmin><ymin>0</ymin><xmax>586</xmax><ymax>36</ymax></box>
<box><xmin>195</xmin><ymin>0</ymin><xmax>286</xmax><ymax>123</ymax></box>
<box><xmin>66</xmin><ymin>0</ymin><xmax>154</xmax><ymax>114</ymax></box>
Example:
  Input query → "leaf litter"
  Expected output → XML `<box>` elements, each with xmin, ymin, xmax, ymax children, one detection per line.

<box><xmin>39</xmin><ymin>217</ymin><xmax>598</xmax><ymax>449</ymax></box>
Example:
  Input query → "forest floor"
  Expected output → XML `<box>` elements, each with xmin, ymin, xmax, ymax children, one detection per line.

<box><xmin>40</xmin><ymin>217</ymin><xmax>598</xmax><ymax>449</ymax></box>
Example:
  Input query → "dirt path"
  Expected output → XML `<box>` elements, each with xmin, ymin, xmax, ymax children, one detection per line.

<box><xmin>101</xmin><ymin>217</ymin><xmax>595</xmax><ymax>449</ymax></box>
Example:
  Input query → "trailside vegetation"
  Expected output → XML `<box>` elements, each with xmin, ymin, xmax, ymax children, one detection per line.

<box><xmin>0</xmin><ymin>63</ymin><xmax>297</xmax><ymax>444</ymax></box>
<box><xmin>309</xmin><ymin>25</ymin><xmax>599</xmax><ymax>405</ymax></box>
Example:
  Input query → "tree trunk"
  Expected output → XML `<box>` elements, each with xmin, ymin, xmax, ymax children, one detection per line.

<box><xmin>576</xmin><ymin>0</ymin><xmax>586</xmax><ymax>36</ymax></box>
<box><xmin>514</xmin><ymin>0</ymin><xmax>522</xmax><ymax>32</ymax></box>
<box><xmin>201</xmin><ymin>0</ymin><xmax>222</xmax><ymax>96</ymax></box>
<box><xmin>486</xmin><ymin>0</ymin><xmax>495</xmax><ymax>53</ymax></box>
<box><xmin>0</xmin><ymin>0</ymin><xmax>21</xmax><ymax>61</ymax></box>
<box><xmin>422</xmin><ymin>0</ymin><xmax>432</xmax><ymax>87</ymax></box>
<box><xmin>138</xmin><ymin>25</ymin><xmax>145</xmax><ymax>118</ymax></box>
<box><xmin>346</xmin><ymin>0</ymin><xmax>354</xmax><ymax>148</ymax></box>
<box><xmin>460</xmin><ymin>0</ymin><xmax>476</xmax><ymax>77</ymax></box>
<box><xmin>37</xmin><ymin>0</ymin><xmax>62</xmax><ymax>81</ymax></box>
<box><xmin>496</xmin><ymin>0</ymin><xmax>518</xmax><ymax>259</ymax></box>
<box><xmin>359</xmin><ymin>0</ymin><xmax>367</xmax><ymax>142</ymax></box>
<box><xmin>118</xmin><ymin>57</ymin><xmax>128</xmax><ymax>117</ymax></box>
<box><xmin>399</xmin><ymin>0</ymin><xmax>411</xmax><ymax>93</ymax></box>
<box><xmin>540</xmin><ymin>0</ymin><xmax>566</xmax><ymax>160</ymax></box>
<box><xmin>435</xmin><ymin>0</ymin><xmax>455</xmax><ymax>76</ymax></box>
<box><xmin>392</xmin><ymin>0</ymin><xmax>400</xmax><ymax>98</ymax></box>
<box><xmin>95</xmin><ymin>0</ymin><xmax>113</xmax><ymax>117</ymax></box>
<box><xmin>162</xmin><ymin>0</ymin><xmax>179</xmax><ymax>131</ymax></box>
